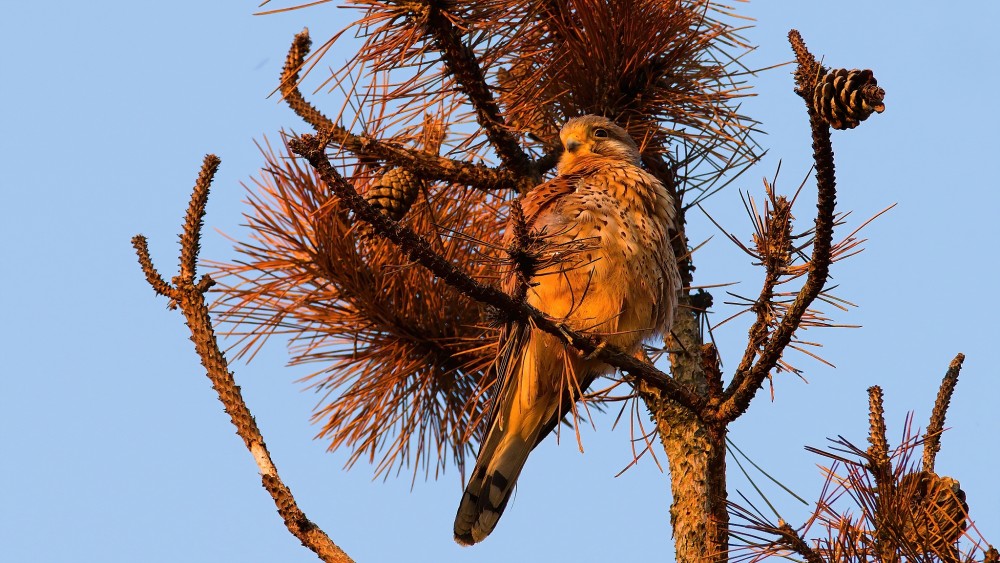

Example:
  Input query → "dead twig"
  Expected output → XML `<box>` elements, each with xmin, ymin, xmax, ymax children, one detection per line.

<box><xmin>717</xmin><ymin>30</ymin><xmax>839</xmax><ymax>423</ymax></box>
<box><xmin>924</xmin><ymin>353</ymin><xmax>965</xmax><ymax>473</ymax></box>
<box><xmin>132</xmin><ymin>155</ymin><xmax>354</xmax><ymax>563</ymax></box>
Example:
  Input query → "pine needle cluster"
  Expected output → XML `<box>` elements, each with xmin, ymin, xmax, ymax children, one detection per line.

<box><xmin>730</xmin><ymin>356</ymin><xmax>996</xmax><ymax>562</ymax></box>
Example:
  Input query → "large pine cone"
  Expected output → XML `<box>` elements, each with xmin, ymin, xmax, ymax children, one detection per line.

<box><xmin>366</xmin><ymin>167</ymin><xmax>422</xmax><ymax>222</ymax></box>
<box><xmin>898</xmin><ymin>471</ymin><xmax>968</xmax><ymax>555</ymax></box>
<box><xmin>813</xmin><ymin>68</ymin><xmax>885</xmax><ymax>130</ymax></box>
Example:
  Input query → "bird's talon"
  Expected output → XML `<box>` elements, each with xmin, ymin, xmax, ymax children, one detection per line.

<box><xmin>584</xmin><ymin>341</ymin><xmax>608</xmax><ymax>361</ymax></box>
<box><xmin>556</xmin><ymin>322</ymin><xmax>575</xmax><ymax>342</ymax></box>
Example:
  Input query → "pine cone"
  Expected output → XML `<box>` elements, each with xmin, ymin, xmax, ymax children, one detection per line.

<box><xmin>898</xmin><ymin>471</ymin><xmax>968</xmax><ymax>555</ymax></box>
<box><xmin>366</xmin><ymin>167</ymin><xmax>422</xmax><ymax>221</ymax></box>
<box><xmin>813</xmin><ymin>68</ymin><xmax>885</xmax><ymax>130</ymax></box>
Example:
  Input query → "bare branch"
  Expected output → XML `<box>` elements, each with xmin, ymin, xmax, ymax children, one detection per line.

<box><xmin>132</xmin><ymin>156</ymin><xmax>354</xmax><ymax>563</ymax></box>
<box><xmin>179</xmin><ymin>154</ymin><xmax>220</xmax><ymax>284</ymax></box>
<box><xmin>716</xmin><ymin>30</ymin><xmax>839</xmax><ymax>423</ymax></box>
<box><xmin>866</xmin><ymin>385</ymin><xmax>891</xmax><ymax>484</ymax></box>
<box><xmin>923</xmin><ymin>353</ymin><xmax>965</xmax><ymax>473</ymax></box>
<box><xmin>288</xmin><ymin>132</ymin><xmax>708</xmax><ymax>416</ymax></box>
<box><xmin>279</xmin><ymin>28</ymin><xmax>336</xmax><ymax>132</ymax></box>
<box><xmin>131</xmin><ymin>235</ymin><xmax>174</xmax><ymax>300</ymax></box>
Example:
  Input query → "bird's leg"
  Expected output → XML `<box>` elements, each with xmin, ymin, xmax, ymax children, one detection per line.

<box><xmin>556</xmin><ymin>321</ymin><xmax>577</xmax><ymax>343</ymax></box>
<box><xmin>583</xmin><ymin>340</ymin><xmax>608</xmax><ymax>361</ymax></box>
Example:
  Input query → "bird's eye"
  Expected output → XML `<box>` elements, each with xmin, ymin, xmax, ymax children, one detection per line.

<box><xmin>593</xmin><ymin>128</ymin><xmax>608</xmax><ymax>138</ymax></box>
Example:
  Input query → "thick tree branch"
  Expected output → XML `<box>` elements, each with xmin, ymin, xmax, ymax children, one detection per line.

<box><xmin>923</xmin><ymin>353</ymin><xmax>965</xmax><ymax>473</ymax></box>
<box><xmin>716</xmin><ymin>30</ymin><xmax>837</xmax><ymax>423</ymax></box>
<box><xmin>288</xmin><ymin>132</ymin><xmax>708</xmax><ymax>416</ymax></box>
<box><xmin>279</xmin><ymin>29</ymin><xmax>523</xmax><ymax>192</ymax></box>
<box><xmin>132</xmin><ymin>155</ymin><xmax>354</xmax><ymax>563</ymax></box>
<box><xmin>420</xmin><ymin>0</ymin><xmax>536</xmax><ymax>180</ymax></box>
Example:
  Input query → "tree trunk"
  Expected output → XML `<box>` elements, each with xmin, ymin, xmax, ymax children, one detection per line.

<box><xmin>641</xmin><ymin>295</ymin><xmax>728</xmax><ymax>562</ymax></box>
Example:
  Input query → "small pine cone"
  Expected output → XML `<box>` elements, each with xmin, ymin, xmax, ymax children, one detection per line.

<box><xmin>898</xmin><ymin>471</ymin><xmax>968</xmax><ymax>554</ymax></box>
<box><xmin>813</xmin><ymin>68</ymin><xmax>886</xmax><ymax>130</ymax></box>
<box><xmin>366</xmin><ymin>167</ymin><xmax>422</xmax><ymax>221</ymax></box>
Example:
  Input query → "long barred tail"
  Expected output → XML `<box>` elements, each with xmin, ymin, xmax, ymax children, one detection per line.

<box><xmin>454</xmin><ymin>332</ymin><xmax>545</xmax><ymax>546</ymax></box>
<box><xmin>453</xmin><ymin>414</ymin><xmax>535</xmax><ymax>545</ymax></box>
<box><xmin>454</xmin><ymin>329</ymin><xmax>600</xmax><ymax>545</ymax></box>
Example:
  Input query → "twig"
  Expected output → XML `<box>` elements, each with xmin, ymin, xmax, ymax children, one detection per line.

<box><xmin>178</xmin><ymin>155</ymin><xmax>219</xmax><ymax>284</ymax></box>
<box><xmin>923</xmin><ymin>353</ymin><xmax>965</xmax><ymax>473</ymax></box>
<box><xmin>507</xmin><ymin>197</ymin><xmax>534</xmax><ymax>302</ymax></box>
<box><xmin>866</xmin><ymin>386</ymin><xmax>891</xmax><ymax>482</ymax></box>
<box><xmin>717</xmin><ymin>30</ymin><xmax>838</xmax><ymax>423</ymax></box>
<box><xmin>866</xmin><ymin>385</ymin><xmax>898</xmax><ymax>563</ymax></box>
<box><xmin>132</xmin><ymin>236</ymin><xmax>173</xmax><ymax>300</ymax></box>
<box><xmin>288</xmin><ymin>132</ymin><xmax>709</xmax><ymax>417</ymax></box>
<box><xmin>731</xmin><ymin>192</ymin><xmax>793</xmax><ymax>379</ymax></box>
<box><xmin>279</xmin><ymin>29</ymin><xmax>336</xmax><ymax>133</ymax></box>
<box><xmin>774</xmin><ymin>522</ymin><xmax>826</xmax><ymax>563</ymax></box>
<box><xmin>132</xmin><ymin>155</ymin><xmax>354</xmax><ymax>563</ymax></box>
<box><xmin>279</xmin><ymin>29</ymin><xmax>522</xmax><ymax>192</ymax></box>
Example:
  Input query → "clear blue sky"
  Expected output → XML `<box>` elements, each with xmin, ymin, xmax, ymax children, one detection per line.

<box><xmin>2</xmin><ymin>2</ymin><xmax>997</xmax><ymax>561</ymax></box>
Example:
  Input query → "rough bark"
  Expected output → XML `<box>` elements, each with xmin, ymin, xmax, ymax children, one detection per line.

<box><xmin>641</xmin><ymin>295</ymin><xmax>728</xmax><ymax>562</ymax></box>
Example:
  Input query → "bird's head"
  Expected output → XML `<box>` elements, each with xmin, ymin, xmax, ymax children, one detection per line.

<box><xmin>557</xmin><ymin>115</ymin><xmax>641</xmax><ymax>174</ymax></box>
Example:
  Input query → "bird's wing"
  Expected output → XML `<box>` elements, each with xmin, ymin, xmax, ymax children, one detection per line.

<box><xmin>481</xmin><ymin>172</ymin><xmax>585</xmax><ymax>435</ymax></box>
<box><xmin>520</xmin><ymin>172</ymin><xmax>584</xmax><ymax>228</ymax></box>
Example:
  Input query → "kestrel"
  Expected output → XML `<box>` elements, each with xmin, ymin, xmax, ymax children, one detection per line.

<box><xmin>453</xmin><ymin>115</ymin><xmax>680</xmax><ymax>545</ymax></box>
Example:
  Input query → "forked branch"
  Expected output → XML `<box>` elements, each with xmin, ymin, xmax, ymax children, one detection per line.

<box><xmin>132</xmin><ymin>155</ymin><xmax>354</xmax><ymax>563</ymax></box>
<box><xmin>716</xmin><ymin>30</ymin><xmax>839</xmax><ymax>422</ymax></box>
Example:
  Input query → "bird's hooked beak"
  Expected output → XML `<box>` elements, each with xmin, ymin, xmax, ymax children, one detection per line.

<box><xmin>563</xmin><ymin>136</ymin><xmax>583</xmax><ymax>153</ymax></box>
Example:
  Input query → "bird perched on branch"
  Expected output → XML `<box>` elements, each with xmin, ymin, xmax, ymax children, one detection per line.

<box><xmin>454</xmin><ymin>115</ymin><xmax>680</xmax><ymax>545</ymax></box>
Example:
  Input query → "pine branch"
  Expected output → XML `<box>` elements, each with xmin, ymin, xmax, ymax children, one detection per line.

<box><xmin>288</xmin><ymin>132</ymin><xmax>709</xmax><ymax>416</ymax></box>
<box><xmin>923</xmin><ymin>353</ymin><xmax>965</xmax><ymax>473</ymax></box>
<box><xmin>132</xmin><ymin>155</ymin><xmax>354</xmax><ymax>563</ymax></box>
<box><xmin>866</xmin><ymin>386</ymin><xmax>892</xmax><ymax>485</ymax></box>
<box><xmin>279</xmin><ymin>29</ymin><xmax>523</xmax><ymax>192</ymax></box>
<box><xmin>419</xmin><ymin>0</ymin><xmax>536</xmax><ymax>180</ymax></box>
<box><xmin>178</xmin><ymin>154</ymin><xmax>219</xmax><ymax>284</ymax></box>
<box><xmin>731</xmin><ymin>192</ymin><xmax>792</xmax><ymax>379</ymax></box>
<box><xmin>774</xmin><ymin>522</ymin><xmax>827</xmax><ymax>563</ymax></box>
<box><xmin>132</xmin><ymin>235</ymin><xmax>173</xmax><ymax>301</ymax></box>
<box><xmin>279</xmin><ymin>29</ymin><xmax>336</xmax><ymax>133</ymax></box>
<box><xmin>716</xmin><ymin>30</ymin><xmax>838</xmax><ymax>423</ymax></box>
